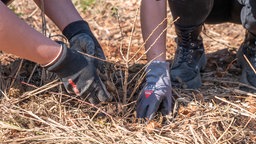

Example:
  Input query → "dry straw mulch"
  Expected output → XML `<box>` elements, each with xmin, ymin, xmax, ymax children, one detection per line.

<box><xmin>1</xmin><ymin>0</ymin><xmax>256</xmax><ymax>143</ymax></box>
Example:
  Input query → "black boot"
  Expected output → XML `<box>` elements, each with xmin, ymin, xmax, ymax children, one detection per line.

<box><xmin>170</xmin><ymin>25</ymin><xmax>207</xmax><ymax>89</ymax></box>
<box><xmin>237</xmin><ymin>31</ymin><xmax>256</xmax><ymax>87</ymax></box>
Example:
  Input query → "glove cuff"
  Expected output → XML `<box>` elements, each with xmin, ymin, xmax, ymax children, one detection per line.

<box><xmin>45</xmin><ymin>44</ymin><xmax>88</xmax><ymax>78</ymax></box>
<box><xmin>145</xmin><ymin>61</ymin><xmax>170</xmax><ymax>85</ymax></box>
<box><xmin>41</xmin><ymin>45</ymin><xmax>63</xmax><ymax>68</ymax></box>
<box><xmin>62</xmin><ymin>20</ymin><xmax>102</xmax><ymax>51</ymax></box>
<box><xmin>146</xmin><ymin>61</ymin><xmax>170</xmax><ymax>73</ymax></box>
<box><xmin>62</xmin><ymin>20</ymin><xmax>91</xmax><ymax>41</ymax></box>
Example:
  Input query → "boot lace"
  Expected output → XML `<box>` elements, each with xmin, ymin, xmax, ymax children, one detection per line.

<box><xmin>176</xmin><ymin>31</ymin><xmax>195</xmax><ymax>64</ymax></box>
<box><xmin>177</xmin><ymin>47</ymin><xmax>193</xmax><ymax>64</ymax></box>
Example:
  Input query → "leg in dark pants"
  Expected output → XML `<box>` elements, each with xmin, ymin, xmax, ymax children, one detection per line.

<box><xmin>169</xmin><ymin>0</ymin><xmax>214</xmax><ymax>27</ymax></box>
<box><xmin>205</xmin><ymin>0</ymin><xmax>242</xmax><ymax>24</ymax></box>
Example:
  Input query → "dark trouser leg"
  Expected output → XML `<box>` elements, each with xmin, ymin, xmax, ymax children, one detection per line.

<box><xmin>206</xmin><ymin>0</ymin><xmax>242</xmax><ymax>24</ymax></box>
<box><xmin>169</xmin><ymin>0</ymin><xmax>243</xmax><ymax>25</ymax></box>
<box><xmin>168</xmin><ymin>0</ymin><xmax>213</xmax><ymax>89</ymax></box>
<box><xmin>169</xmin><ymin>0</ymin><xmax>214</xmax><ymax>27</ymax></box>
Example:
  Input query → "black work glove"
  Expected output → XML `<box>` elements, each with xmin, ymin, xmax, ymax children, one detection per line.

<box><xmin>136</xmin><ymin>61</ymin><xmax>173</xmax><ymax>120</ymax></box>
<box><xmin>62</xmin><ymin>20</ymin><xmax>106</xmax><ymax>74</ymax></box>
<box><xmin>45</xmin><ymin>44</ymin><xmax>112</xmax><ymax>104</ymax></box>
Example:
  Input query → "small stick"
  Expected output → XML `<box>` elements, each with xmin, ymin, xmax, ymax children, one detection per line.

<box><xmin>215</xmin><ymin>96</ymin><xmax>256</xmax><ymax>119</ymax></box>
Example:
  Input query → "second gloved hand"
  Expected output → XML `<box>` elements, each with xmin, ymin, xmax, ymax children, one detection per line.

<box><xmin>136</xmin><ymin>61</ymin><xmax>173</xmax><ymax>120</ymax></box>
<box><xmin>45</xmin><ymin>44</ymin><xmax>112</xmax><ymax>104</ymax></box>
<box><xmin>62</xmin><ymin>20</ymin><xmax>106</xmax><ymax>74</ymax></box>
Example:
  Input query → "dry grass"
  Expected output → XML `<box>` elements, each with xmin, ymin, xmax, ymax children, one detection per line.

<box><xmin>1</xmin><ymin>0</ymin><xmax>256</xmax><ymax>143</ymax></box>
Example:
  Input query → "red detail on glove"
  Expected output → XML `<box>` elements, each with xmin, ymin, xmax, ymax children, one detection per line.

<box><xmin>68</xmin><ymin>79</ymin><xmax>80</xmax><ymax>95</ymax></box>
<box><xmin>144</xmin><ymin>90</ymin><xmax>153</xmax><ymax>98</ymax></box>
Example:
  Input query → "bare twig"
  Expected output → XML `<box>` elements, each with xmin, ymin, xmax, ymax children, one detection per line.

<box><xmin>215</xmin><ymin>96</ymin><xmax>256</xmax><ymax>119</ymax></box>
<box><xmin>243</xmin><ymin>54</ymin><xmax>256</xmax><ymax>74</ymax></box>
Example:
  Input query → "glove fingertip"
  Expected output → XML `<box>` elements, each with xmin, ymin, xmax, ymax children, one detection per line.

<box><xmin>96</xmin><ymin>77</ymin><xmax>113</xmax><ymax>102</ymax></box>
<box><xmin>160</xmin><ymin>109</ymin><xmax>171</xmax><ymax>116</ymax></box>
<box><xmin>148</xmin><ymin>112</ymin><xmax>156</xmax><ymax>120</ymax></box>
<box><xmin>97</xmin><ymin>88</ymin><xmax>112</xmax><ymax>102</ymax></box>
<box><xmin>88</xmin><ymin>95</ymin><xmax>100</xmax><ymax>105</ymax></box>
<box><xmin>136</xmin><ymin>105</ymin><xmax>148</xmax><ymax>119</ymax></box>
<box><xmin>159</xmin><ymin>97</ymin><xmax>172</xmax><ymax>116</ymax></box>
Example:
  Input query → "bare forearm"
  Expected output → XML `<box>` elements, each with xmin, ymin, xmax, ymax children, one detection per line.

<box><xmin>141</xmin><ymin>0</ymin><xmax>167</xmax><ymax>61</ymax></box>
<box><xmin>33</xmin><ymin>0</ymin><xmax>83</xmax><ymax>31</ymax></box>
<box><xmin>0</xmin><ymin>2</ymin><xmax>60</xmax><ymax>65</ymax></box>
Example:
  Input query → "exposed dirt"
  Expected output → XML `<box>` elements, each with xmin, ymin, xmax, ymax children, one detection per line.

<box><xmin>1</xmin><ymin>0</ymin><xmax>256</xmax><ymax>143</ymax></box>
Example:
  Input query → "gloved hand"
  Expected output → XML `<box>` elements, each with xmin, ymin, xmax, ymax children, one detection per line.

<box><xmin>136</xmin><ymin>61</ymin><xmax>173</xmax><ymax>120</ymax></box>
<box><xmin>45</xmin><ymin>44</ymin><xmax>112</xmax><ymax>104</ymax></box>
<box><xmin>62</xmin><ymin>20</ymin><xmax>106</xmax><ymax>74</ymax></box>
